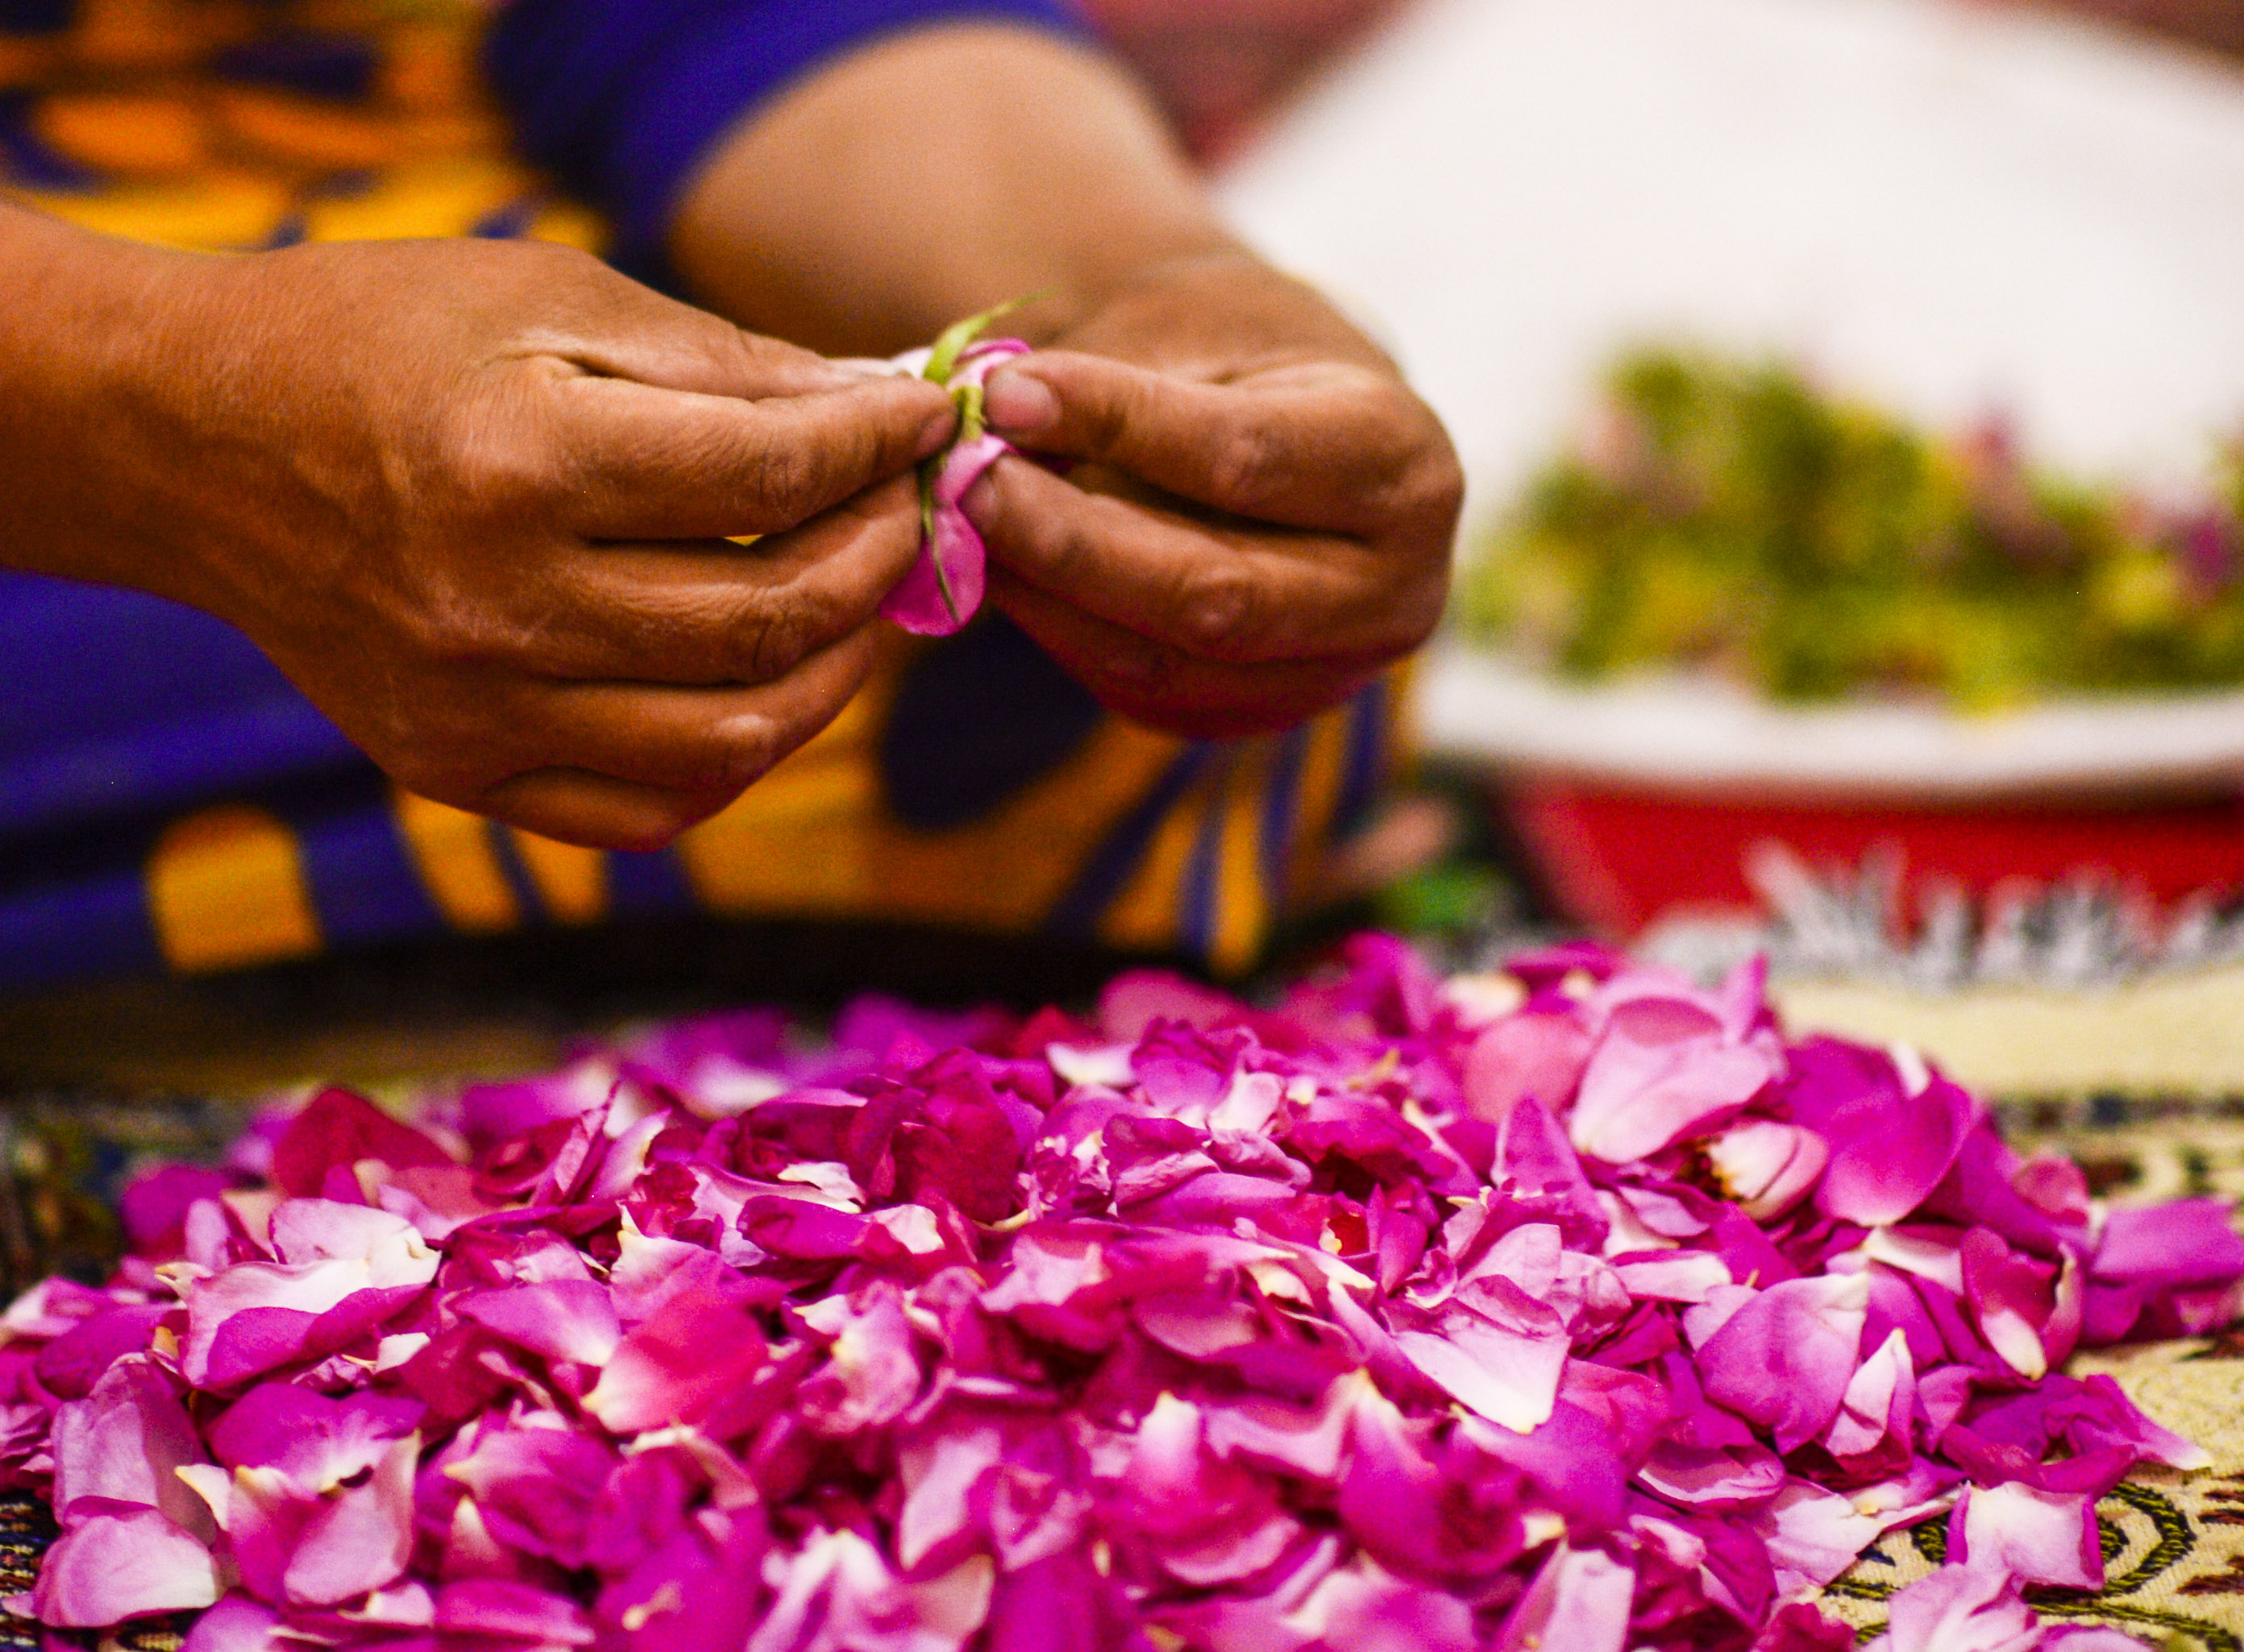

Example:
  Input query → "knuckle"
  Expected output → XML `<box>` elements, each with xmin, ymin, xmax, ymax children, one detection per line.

<box><xmin>1175</xmin><ymin>558</ymin><xmax>1261</xmax><ymax>655</ymax></box>
<box><xmin>739</xmin><ymin>596</ymin><xmax>818</xmax><ymax>683</ymax></box>
<box><xmin>748</xmin><ymin>440</ymin><xmax>830</xmax><ymax>523</ymax></box>
<box><xmin>1087</xmin><ymin>377</ymin><xmax>1141</xmax><ymax>461</ymax></box>
<box><xmin>1207</xmin><ymin>422</ymin><xmax>1285</xmax><ymax>508</ymax></box>
<box><xmin>653</xmin><ymin>721</ymin><xmax>775</xmax><ymax>811</ymax></box>
<box><xmin>1402</xmin><ymin>447</ymin><xmax>1467</xmax><ymax>529</ymax></box>
<box><xmin>1028</xmin><ymin>497</ymin><xmax>1097</xmax><ymax>583</ymax></box>
<box><xmin>1099</xmin><ymin>632</ymin><xmax>1182</xmax><ymax>702</ymax></box>
<box><xmin>405</xmin><ymin>582</ymin><xmax>513</xmax><ymax>668</ymax></box>
<box><xmin>438</xmin><ymin>416</ymin><xmax>559</xmax><ymax>529</ymax></box>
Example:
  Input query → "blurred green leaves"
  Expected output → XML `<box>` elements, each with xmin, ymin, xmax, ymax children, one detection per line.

<box><xmin>1461</xmin><ymin>348</ymin><xmax>2244</xmax><ymax>708</ymax></box>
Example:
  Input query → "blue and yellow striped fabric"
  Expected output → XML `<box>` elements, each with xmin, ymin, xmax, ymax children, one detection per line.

<box><xmin>0</xmin><ymin>0</ymin><xmax>1398</xmax><ymax>994</ymax></box>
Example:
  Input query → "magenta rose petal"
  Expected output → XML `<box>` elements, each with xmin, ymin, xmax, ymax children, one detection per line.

<box><xmin>178</xmin><ymin>1593</ymin><xmax>280</xmax><ymax>1652</ymax></box>
<box><xmin>454</xmin><ymin>1279</ymin><xmax>621</xmax><ymax>1367</ymax></box>
<box><xmin>9</xmin><ymin>933</ymin><xmax>2232</xmax><ymax>1650</ymax></box>
<box><xmin>436</xmin><ymin>1576</ymin><xmax>596</xmax><ymax>1645</ymax></box>
<box><xmin>1798</xmin><ymin>1054</ymin><xmax>1978</xmax><ymax>1228</ymax></box>
<box><xmin>206</xmin><ymin>1385</ymin><xmax>421</xmax><ymax>1489</ymax></box>
<box><xmin>1698</xmin><ymin>1274</ymin><xmax>1868</xmax><ymax>1453</ymax></box>
<box><xmin>878</xmin><ymin>322</ymin><xmax>1033</xmax><ymax>638</ymax></box>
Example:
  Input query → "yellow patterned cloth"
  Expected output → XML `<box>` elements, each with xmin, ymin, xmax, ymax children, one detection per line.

<box><xmin>0</xmin><ymin>0</ymin><xmax>602</xmax><ymax>251</ymax></box>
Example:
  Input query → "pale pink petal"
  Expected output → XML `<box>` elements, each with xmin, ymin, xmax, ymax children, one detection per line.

<box><xmin>796</xmin><ymin>1287</ymin><xmax>924</xmax><ymax>1437</ymax></box>
<box><xmin>1951</xmin><ymin>1482</ymin><xmax>2103</xmax><ymax>1590</ymax></box>
<box><xmin>1611</xmin><ymin>1251</ymin><xmax>1734</xmax><ymax>1304</ymax></box>
<box><xmin>456</xmin><ymin>1279</ymin><xmax>621</xmax><ymax>1367</ymax></box>
<box><xmin>1698</xmin><ymin>1274</ymin><xmax>1868</xmax><ymax>1453</ymax></box>
<box><xmin>1570</xmin><ymin>995</ymin><xmax>1781</xmax><ymax>1163</ymax></box>
<box><xmin>1875</xmin><ymin>1563</ymin><xmax>2042</xmax><ymax>1652</ymax></box>
<box><xmin>52</xmin><ymin>1358</ymin><xmax>211</xmax><ymax>1539</ymax></box>
<box><xmin>275</xmin><ymin>1433</ymin><xmax>418</xmax><ymax>1606</ymax></box>
<box><xmin>896</xmin><ymin>1425</ymin><xmax>1006</xmax><ymax>1570</ymax></box>
<box><xmin>1491</xmin><ymin>1544</ymin><xmax>1634</xmax><ymax>1652</ymax></box>
<box><xmin>1825</xmin><ymin>1328</ymin><xmax>1916</xmax><ymax>1462</ymax></box>
<box><xmin>1752</xmin><ymin>1480</ymin><xmax>1893</xmax><ymax>1596</ymax></box>
<box><xmin>1393</xmin><ymin>1311</ymin><xmax>1567</xmax><ymax>1434</ymax></box>
<box><xmin>268</xmin><ymin>1200</ymin><xmax>440</xmax><ymax>1284</ymax></box>
<box><xmin>179</xmin><ymin>1593</ymin><xmax>280</xmax><ymax>1652</ymax></box>
<box><xmin>1706</xmin><ymin>1122</ymin><xmax>1830</xmax><ymax>1221</ymax></box>
<box><xmin>32</xmin><ymin>1506</ymin><xmax>221</xmax><ymax>1627</ymax></box>
<box><xmin>1284</xmin><ymin>1555</ymin><xmax>1477</xmax><ymax>1652</ymax></box>
<box><xmin>1465</xmin><ymin>1014</ymin><xmax>1592</xmax><ymax>1120</ymax></box>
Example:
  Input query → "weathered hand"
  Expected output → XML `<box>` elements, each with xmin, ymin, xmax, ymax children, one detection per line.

<box><xmin>966</xmin><ymin>253</ymin><xmax>1461</xmax><ymax>739</ymax></box>
<box><xmin>7</xmin><ymin>224</ymin><xmax>954</xmax><ymax>849</ymax></box>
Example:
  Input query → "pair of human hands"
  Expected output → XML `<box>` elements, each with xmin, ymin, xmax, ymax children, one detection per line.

<box><xmin>158</xmin><ymin>237</ymin><xmax>1457</xmax><ymax>849</ymax></box>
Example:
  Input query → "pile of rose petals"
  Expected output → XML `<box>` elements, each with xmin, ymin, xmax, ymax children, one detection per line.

<box><xmin>5</xmin><ymin>936</ymin><xmax>2240</xmax><ymax>1652</ymax></box>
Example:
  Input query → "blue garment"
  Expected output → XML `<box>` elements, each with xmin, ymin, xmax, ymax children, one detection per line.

<box><xmin>484</xmin><ymin>0</ymin><xmax>1084</xmax><ymax>283</ymax></box>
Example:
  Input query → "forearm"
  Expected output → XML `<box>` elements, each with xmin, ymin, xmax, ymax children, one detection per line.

<box><xmin>663</xmin><ymin>17</ymin><xmax>1457</xmax><ymax>750</ymax></box>
<box><xmin>0</xmin><ymin>205</ymin><xmax>283</xmax><ymax>616</ymax></box>
<box><xmin>666</xmin><ymin>23</ymin><xmax>1243</xmax><ymax>356</ymax></box>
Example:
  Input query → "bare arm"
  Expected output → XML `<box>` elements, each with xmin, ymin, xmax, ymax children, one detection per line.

<box><xmin>667</xmin><ymin>25</ymin><xmax>1232</xmax><ymax>355</ymax></box>
<box><xmin>670</xmin><ymin>23</ymin><xmax>1463</xmax><ymax>737</ymax></box>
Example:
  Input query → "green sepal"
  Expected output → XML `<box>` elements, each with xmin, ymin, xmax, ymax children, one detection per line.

<box><xmin>920</xmin><ymin>292</ymin><xmax>1048</xmax><ymax>385</ymax></box>
<box><xmin>911</xmin><ymin>291</ymin><xmax>1049</xmax><ymax>628</ymax></box>
<box><xmin>955</xmin><ymin>381</ymin><xmax>987</xmax><ymax>447</ymax></box>
<box><xmin>915</xmin><ymin>460</ymin><xmax>961</xmax><ymax>624</ymax></box>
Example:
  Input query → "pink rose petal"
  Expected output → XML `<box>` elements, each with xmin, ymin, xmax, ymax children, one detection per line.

<box><xmin>32</xmin><ymin>1506</ymin><xmax>221</xmax><ymax>1625</ymax></box>
<box><xmin>1950</xmin><ymin>1481</ymin><xmax>2103</xmax><ymax>1590</ymax></box>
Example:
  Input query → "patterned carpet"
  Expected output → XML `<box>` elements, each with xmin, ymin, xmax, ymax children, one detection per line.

<box><xmin>1829</xmin><ymin>1341</ymin><xmax>2244</xmax><ymax>1648</ymax></box>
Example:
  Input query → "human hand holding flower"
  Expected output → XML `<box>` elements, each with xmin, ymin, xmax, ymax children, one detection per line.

<box><xmin>967</xmin><ymin>253</ymin><xmax>1462</xmax><ymax>739</ymax></box>
<box><xmin>0</xmin><ymin>213</ymin><xmax>956</xmax><ymax>852</ymax></box>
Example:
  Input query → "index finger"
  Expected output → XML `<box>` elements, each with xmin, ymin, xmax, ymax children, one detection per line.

<box><xmin>970</xmin><ymin>452</ymin><xmax>1448</xmax><ymax>666</ymax></box>
<box><xmin>548</xmin><ymin>371</ymin><xmax>955</xmax><ymax>540</ymax></box>
<box><xmin>983</xmin><ymin>351</ymin><xmax>1455</xmax><ymax>536</ymax></box>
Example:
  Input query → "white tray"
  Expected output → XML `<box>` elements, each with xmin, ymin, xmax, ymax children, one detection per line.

<box><xmin>1412</xmin><ymin>643</ymin><xmax>2244</xmax><ymax>801</ymax></box>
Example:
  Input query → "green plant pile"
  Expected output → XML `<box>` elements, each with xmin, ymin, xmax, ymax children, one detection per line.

<box><xmin>1459</xmin><ymin>349</ymin><xmax>2244</xmax><ymax>708</ymax></box>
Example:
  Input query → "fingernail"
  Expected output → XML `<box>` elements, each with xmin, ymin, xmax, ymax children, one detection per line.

<box><xmin>985</xmin><ymin>369</ymin><xmax>1058</xmax><ymax>437</ymax></box>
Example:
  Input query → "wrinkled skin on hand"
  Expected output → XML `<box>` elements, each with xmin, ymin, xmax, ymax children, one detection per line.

<box><xmin>969</xmin><ymin>252</ymin><xmax>1463</xmax><ymax>740</ymax></box>
<box><xmin>91</xmin><ymin>236</ymin><xmax>958</xmax><ymax>849</ymax></box>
